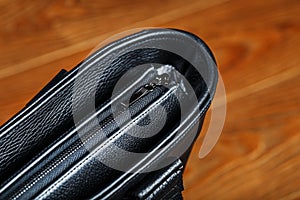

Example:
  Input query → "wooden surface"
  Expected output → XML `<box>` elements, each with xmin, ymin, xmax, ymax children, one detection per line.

<box><xmin>0</xmin><ymin>0</ymin><xmax>299</xmax><ymax>199</ymax></box>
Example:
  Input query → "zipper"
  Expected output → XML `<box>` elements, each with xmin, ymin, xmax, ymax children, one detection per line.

<box><xmin>121</xmin><ymin>83</ymin><xmax>157</xmax><ymax>108</ymax></box>
<box><xmin>7</xmin><ymin>66</ymin><xmax>174</xmax><ymax>200</ymax></box>
<box><xmin>122</xmin><ymin>68</ymin><xmax>172</xmax><ymax>108</ymax></box>
<box><xmin>0</xmin><ymin>66</ymin><xmax>158</xmax><ymax>194</ymax></box>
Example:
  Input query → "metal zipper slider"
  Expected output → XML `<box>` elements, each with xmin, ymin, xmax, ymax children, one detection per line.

<box><xmin>121</xmin><ymin>83</ymin><xmax>157</xmax><ymax>108</ymax></box>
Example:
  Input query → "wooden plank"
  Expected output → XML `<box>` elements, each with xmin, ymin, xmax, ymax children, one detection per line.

<box><xmin>0</xmin><ymin>0</ymin><xmax>300</xmax><ymax>199</ymax></box>
<box><xmin>0</xmin><ymin>0</ymin><xmax>225</xmax><ymax>78</ymax></box>
<box><xmin>183</xmin><ymin>74</ymin><xmax>300</xmax><ymax>199</ymax></box>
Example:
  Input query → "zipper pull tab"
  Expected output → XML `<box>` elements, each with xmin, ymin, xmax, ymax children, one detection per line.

<box><xmin>121</xmin><ymin>83</ymin><xmax>157</xmax><ymax>108</ymax></box>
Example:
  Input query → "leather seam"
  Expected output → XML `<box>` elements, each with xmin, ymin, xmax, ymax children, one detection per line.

<box><xmin>36</xmin><ymin>86</ymin><xmax>180</xmax><ymax>198</ymax></box>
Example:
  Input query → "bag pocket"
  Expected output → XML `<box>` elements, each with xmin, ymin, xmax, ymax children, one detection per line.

<box><xmin>0</xmin><ymin>65</ymin><xmax>186</xmax><ymax>200</ymax></box>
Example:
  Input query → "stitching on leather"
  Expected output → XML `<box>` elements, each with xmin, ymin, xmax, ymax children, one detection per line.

<box><xmin>37</xmin><ymin>33</ymin><xmax>211</xmax><ymax>197</ymax></box>
<box><xmin>37</xmin><ymin>86</ymin><xmax>179</xmax><ymax>197</ymax></box>
<box><xmin>100</xmin><ymin>99</ymin><xmax>211</xmax><ymax>198</ymax></box>
<box><xmin>88</xmin><ymin>33</ymin><xmax>214</xmax><ymax>198</ymax></box>
<box><xmin>0</xmin><ymin>70</ymin><xmax>157</xmax><ymax>194</ymax></box>
<box><xmin>63</xmin><ymin>68</ymin><xmax>156</xmax><ymax>138</ymax></box>
<box><xmin>2</xmin><ymin>30</ymin><xmax>207</xmax><ymax>136</ymax></box>
<box><xmin>3</xmin><ymin>32</ymin><xmax>204</xmax><ymax>196</ymax></box>
<box><xmin>27</xmin><ymin>32</ymin><xmax>213</xmax><ymax>198</ymax></box>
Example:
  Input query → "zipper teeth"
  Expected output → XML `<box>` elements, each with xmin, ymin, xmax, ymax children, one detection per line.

<box><xmin>9</xmin><ymin>64</ymin><xmax>175</xmax><ymax>199</ymax></box>
<box><xmin>11</xmin><ymin>143</ymin><xmax>82</xmax><ymax>200</ymax></box>
<box><xmin>11</xmin><ymin>116</ymin><xmax>113</xmax><ymax>199</ymax></box>
<box><xmin>2</xmin><ymin>67</ymin><xmax>158</xmax><ymax>198</ymax></box>
<box><xmin>10</xmin><ymin>81</ymin><xmax>165</xmax><ymax>200</ymax></box>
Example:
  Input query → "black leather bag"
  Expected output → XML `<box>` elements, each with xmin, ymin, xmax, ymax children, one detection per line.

<box><xmin>0</xmin><ymin>28</ymin><xmax>218</xmax><ymax>199</ymax></box>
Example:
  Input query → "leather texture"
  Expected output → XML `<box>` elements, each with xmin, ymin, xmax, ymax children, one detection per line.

<box><xmin>0</xmin><ymin>28</ymin><xmax>218</xmax><ymax>199</ymax></box>
<box><xmin>125</xmin><ymin>159</ymin><xmax>184</xmax><ymax>200</ymax></box>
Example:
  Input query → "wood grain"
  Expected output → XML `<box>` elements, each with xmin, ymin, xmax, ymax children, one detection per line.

<box><xmin>0</xmin><ymin>0</ymin><xmax>299</xmax><ymax>199</ymax></box>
